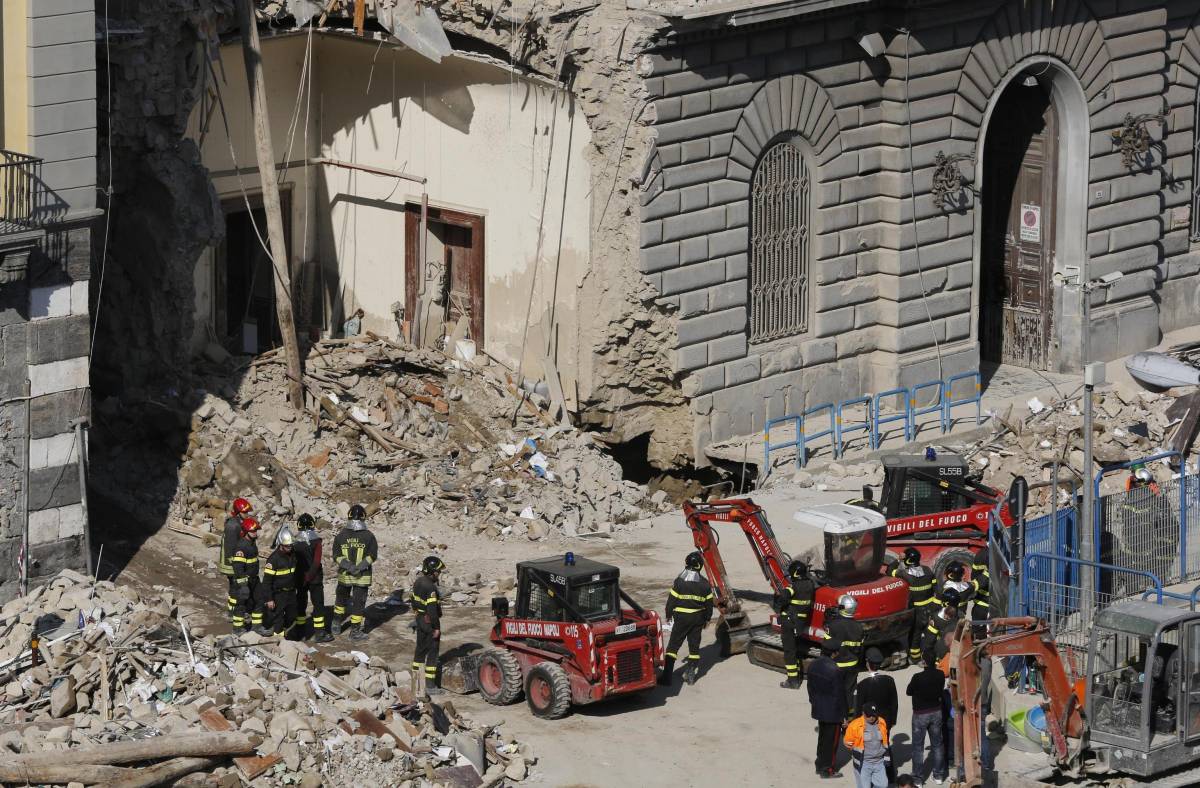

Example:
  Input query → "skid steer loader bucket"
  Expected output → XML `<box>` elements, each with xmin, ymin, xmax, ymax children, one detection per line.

<box><xmin>716</xmin><ymin>610</ymin><xmax>752</xmax><ymax>657</ymax></box>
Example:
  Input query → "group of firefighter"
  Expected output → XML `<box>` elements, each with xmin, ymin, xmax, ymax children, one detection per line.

<box><xmin>658</xmin><ymin>542</ymin><xmax>991</xmax><ymax>701</ymax></box>
<box><xmin>216</xmin><ymin>497</ymin><xmax>448</xmax><ymax>695</ymax></box>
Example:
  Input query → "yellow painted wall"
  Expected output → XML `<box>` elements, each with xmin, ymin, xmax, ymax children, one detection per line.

<box><xmin>1</xmin><ymin>0</ymin><xmax>28</xmax><ymax>153</ymax></box>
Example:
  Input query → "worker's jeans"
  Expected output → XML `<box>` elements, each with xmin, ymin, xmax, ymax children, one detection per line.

<box><xmin>854</xmin><ymin>759</ymin><xmax>888</xmax><ymax>788</ymax></box>
<box><xmin>911</xmin><ymin>709</ymin><xmax>946</xmax><ymax>781</ymax></box>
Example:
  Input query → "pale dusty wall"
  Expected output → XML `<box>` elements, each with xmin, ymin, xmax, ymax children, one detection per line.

<box><xmin>314</xmin><ymin>35</ymin><xmax>592</xmax><ymax>395</ymax></box>
<box><xmin>189</xmin><ymin>33</ymin><xmax>592</xmax><ymax>401</ymax></box>
<box><xmin>1</xmin><ymin>0</ymin><xmax>27</xmax><ymax>154</ymax></box>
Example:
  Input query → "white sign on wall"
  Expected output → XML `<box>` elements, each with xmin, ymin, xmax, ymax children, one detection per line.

<box><xmin>1020</xmin><ymin>204</ymin><xmax>1041</xmax><ymax>243</ymax></box>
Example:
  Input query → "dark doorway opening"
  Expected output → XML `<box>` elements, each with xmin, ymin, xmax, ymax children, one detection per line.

<box><xmin>216</xmin><ymin>191</ymin><xmax>290</xmax><ymax>354</ymax></box>
<box><xmin>405</xmin><ymin>204</ymin><xmax>485</xmax><ymax>348</ymax></box>
<box><xmin>980</xmin><ymin>76</ymin><xmax>1058</xmax><ymax>370</ymax></box>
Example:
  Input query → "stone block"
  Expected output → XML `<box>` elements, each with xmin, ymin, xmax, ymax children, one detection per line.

<box><xmin>726</xmin><ymin>253</ymin><xmax>748</xmax><ymax>280</ymax></box>
<box><xmin>681</xmin><ymin>138</ymin><xmax>710</xmax><ymax>164</ymax></box>
<box><xmin>663</xmin><ymin>158</ymin><xmax>732</xmax><ymax>191</ymax></box>
<box><xmin>708</xmin><ymin>333</ymin><xmax>747</xmax><ymax>364</ymax></box>
<box><xmin>683</xmin><ymin>365</ymin><xmax>725</xmax><ymax>397</ymax></box>
<box><xmin>28</xmin><ymin>463</ymin><xmax>81</xmax><ymax>512</ymax></box>
<box><xmin>802</xmin><ymin>338</ymin><xmax>837</xmax><ymax>366</ymax></box>
<box><xmin>681</xmin><ymin>184</ymin><xmax>709</xmax><ymax>213</ymax></box>
<box><xmin>640</xmin><ymin>220</ymin><xmax>663</xmax><ymax>248</ymax></box>
<box><xmin>30</xmin><ymin>389</ymin><xmax>89</xmax><ymax>439</ymax></box>
<box><xmin>30</xmin><ymin>314</ymin><xmax>89</xmax><ymax>365</ymax></box>
<box><xmin>664</xmin><ymin>259</ymin><xmax>728</xmax><ymax>297</ymax></box>
<box><xmin>29</xmin><ymin>356</ymin><xmax>88</xmax><ymax>397</ymax></box>
<box><xmin>679</xmin><ymin>289</ymin><xmax>708</xmax><ymax>318</ymax></box>
<box><xmin>680</xmin><ymin>236</ymin><xmax>709</xmax><ymax>265</ymax></box>
<box><xmin>643</xmin><ymin>189</ymin><xmax>680</xmax><ymax>221</ymax></box>
<box><xmin>656</xmin><ymin>107</ymin><xmax>743</xmax><ymax>146</ymax></box>
<box><xmin>663</xmin><ymin>205</ymin><xmax>727</xmax><ymax>242</ymax></box>
<box><xmin>709</xmin><ymin>179</ymin><xmax>747</xmax><ymax>206</ymax></box>
<box><xmin>677</xmin><ymin>342</ymin><xmax>708</xmax><ymax>373</ymax></box>
<box><xmin>709</xmin><ymin>280</ymin><xmax>746</xmax><ymax>311</ymax></box>
<box><xmin>815</xmin><ymin>306</ymin><xmax>854</xmax><ymax>337</ymax></box>
<box><xmin>27</xmin><ymin>535</ymin><xmax>85</xmax><ymax>580</ymax></box>
<box><xmin>641</xmin><ymin>242</ymin><xmax>680</xmax><ymax>274</ymax></box>
<box><xmin>725</xmin><ymin>355</ymin><xmax>761</xmax><ymax>386</ymax></box>
<box><xmin>708</xmin><ymin>227</ymin><xmax>747</xmax><ymax>258</ymax></box>
<box><xmin>29</xmin><ymin>432</ymin><xmax>79</xmax><ymax>470</ymax></box>
<box><xmin>677</xmin><ymin>306</ymin><xmax>746</xmax><ymax>345</ymax></box>
<box><xmin>726</xmin><ymin>201</ymin><xmax>749</xmax><ymax>229</ymax></box>
<box><xmin>28</xmin><ymin>508</ymin><xmax>60</xmax><ymax>545</ymax></box>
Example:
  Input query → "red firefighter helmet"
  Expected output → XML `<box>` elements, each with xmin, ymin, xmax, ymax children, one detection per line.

<box><xmin>232</xmin><ymin>498</ymin><xmax>253</xmax><ymax>516</ymax></box>
<box><xmin>240</xmin><ymin>517</ymin><xmax>261</xmax><ymax>538</ymax></box>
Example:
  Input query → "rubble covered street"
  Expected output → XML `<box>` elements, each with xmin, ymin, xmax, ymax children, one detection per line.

<box><xmin>9</xmin><ymin>0</ymin><xmax>1200</xmax><ymax>786</ymax></box>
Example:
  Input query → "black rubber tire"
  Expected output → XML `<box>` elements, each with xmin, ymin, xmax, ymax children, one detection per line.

<box><xmin>477</xmin><ymin>649</ymin><xmax>523</xmax><ymax>706</ymax></box>
<box><xmin>525</xmin><ymin>662</ymin><xmax>572</xmax><ymax>719</ymax></box>
<box><xmin>933</xmin><ymin>548</ymin><xmax>975</xmax><ymax>583</ymax></box>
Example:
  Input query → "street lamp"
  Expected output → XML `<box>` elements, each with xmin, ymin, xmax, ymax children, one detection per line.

<box><xmin>1055</xmin><ymin>267</ymin><xmax>1123</xmax><ymax>613</ymax></box>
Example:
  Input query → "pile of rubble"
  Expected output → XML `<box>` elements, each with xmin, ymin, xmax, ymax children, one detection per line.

<box><xmin>0</xmin><ymin>570</ymin><xmax>535</xmax><ymax>786</ymax></box>
<box><xmin>769</xmin><ymin>381</ymin><xmax>1198</xmax><ymax>517</ymax></box>
<box><xmin>93</xmin><ymin>334</ymin><xmax>658</xmax><ymax>586</ymax></box>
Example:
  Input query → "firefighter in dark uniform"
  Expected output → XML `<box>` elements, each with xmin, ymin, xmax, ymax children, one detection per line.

<box><xmin>846</xmin><ymin>486</ymin><xmax>882</xmax><ymax>513</ymax></box>
<box><xmin>332</xmin><ymin>504</ymin><xmax>377</xmax><ymax>641</ymax></box>
<box><xmin>779</xmin><ymin>559</ymin><xmax>815</xmax><ymax>690</ymax></box>
<box><xmin>410</xmin><ymin>555</ymin><xmax>446</xmax><ymax>696</ymax></box>
<box><xmin>660</xmin><ymin>551</ymin><xmax>714</xmax><ymax>687</ymax></box>
<box><xmin>824</xmin><ymin>594</ymin><xmax>865</xmax><ymax>718</ymax></box>
<box><xmin>293</xmin><ymin>513</ymin><xmax>333</xmax><ymax>643</ymax></box>
<box><xmin>1123</xmin><ymin>464</ymin><xmax>1173</xmax><ymax>580</ymax></box>
<box><xmin>970</xmin><ymin>568</ymin><xmax>991</xmax><ymax>638</ymax></box>
<box><xmin>922</xmin><ymin>588</ymin><xmax>961</xmax><ymax>664</ymax></box>
<box><xmin>218</xmin><ymin>498</ymin><xmax>254</xmax><ymax>624</ymax></box>
<box><xmin>940</xmin><ymin>561</ymin><xmax>971</xmax><ymax>614</ymax></box>
<box><xmin>892</xmin><ymin>547</ymin><xmax>937</xmax><ymax>664</ymax></box>
<box><xmin>259</xmin><ymin>527</ymin><xmax>298</xmax><ymax>637</ymax></box>
<box><xmin>230</xmin><ymin>516</ymin><xmax>263</xmax><ymax>632</ymax></box>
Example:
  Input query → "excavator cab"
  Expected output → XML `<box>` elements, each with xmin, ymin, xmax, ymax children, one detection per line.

<box><xmin>794</xmin><ymin>504</ymin><xmax>888</xmax><ymax>586</ymax></box>
<box><xmin>1087</xmin><ymin>601</ymin><xmax>1198</xmax><ymax>778</ymax></box>
<box><xmin>879</xmin><ymin>452</ymin><xmax>974</xmax><ymax>518</ymax></box>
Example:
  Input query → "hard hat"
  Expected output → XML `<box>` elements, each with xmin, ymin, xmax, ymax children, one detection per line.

<box><xmin>945</xmin><ymin>561</ymin><xmax>965</xmax><ymax>580</ymax></box>
<box><xmin>240</xmin><ymin>517</ymin><xmax>261</xmax><ymax>538</ymax></box>
<box><xmin>232</xmin><ymin>498</ymin><xmax>253</xmax><ymax>515</ymax></box>
<box><xmin>297</xmin><ymin>513</ymin><xmax>316</xmax><ymax>530</ymax></box>
<box><xmin>1134</xmin><ymin>466</ymin><xmax>1153</xmax><ymax>484</ymax></box>
<box><xmin>838</xmin><ymin>594</ymin><xmax>858</xmax><ymax>616</ymax></box>
<box><xmin>348</xmin><ymin>504</ymin><xmax>367</xmax><ymax>520</ymax></box>
<box><xmin>941</xmin><ymin>587</ymin><xmax>961</xmax><ymax>607</ymax></box>
<box><xmin>277</xmin><ymin>527</ymin><xmax>295</xmax><ymax>547</ymax></box>
<box><xmin>422</xmin><ymin>555</ymin><xmax>446</xmax><ymax>574</ymax></box>
<box><xmin>685</xmin><ymin>551</ymin><xmax>704</xmax><ymax>571</ymax></box>
<box><xmin>903</xmin><ymin>547</ymin><xmax>921</xmax><ymax>566</ymax></box>
<box><xmin>787</xmin><ymin>559</ymin><xmax>808</xmax><ymax>579</ymax></box>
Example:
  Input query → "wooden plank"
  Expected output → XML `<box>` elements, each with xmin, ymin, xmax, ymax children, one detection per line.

<box><xmin>198</xmin><ymin>707</ymin><xmax>281</xmax><ymax>781</ymax></box>
<box><xmin>541</xmin><ymin>355</ymin><xmax>572</xmax><ymax>428</ymax></box>
<box><xmin>350</xmin><ymin>708</ymin><xmax>412</xmax><ymax>752</ymax></box>
<box><xmin>1169</xmin><ymin>390</ymin><xmax>1200</xmax><ymax>457</ymax></box>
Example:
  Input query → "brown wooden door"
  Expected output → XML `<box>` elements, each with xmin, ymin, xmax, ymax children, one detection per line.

<box><xmin>981</xmin><ymin>83</ymin><xmax>1057</xmax><ymax>369</ymax></box>
<box><xmin>404</xmin><ymin>204</ymin><xmax>485</xmax><ymax>347</ymax></box>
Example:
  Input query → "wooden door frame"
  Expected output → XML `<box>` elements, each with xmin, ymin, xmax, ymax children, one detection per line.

<box><xmin>970</xmin><ymin>56</ymin><xmax>1091</xmax><ymax>373</ymax></box>
<box><xmin>404</xmin><ymin>203</ymin><xmax>485</xmax><ymax>347</ymax></box>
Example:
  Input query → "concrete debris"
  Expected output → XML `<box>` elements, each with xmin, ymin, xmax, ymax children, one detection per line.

<box><xmin>0</xmin><ymin>571</ymin><xmax>535</xmax><ymax>786</ymax></box>
<box><xmin>94</xmin><ymin>335</ymin><xmax>651</xmax><ymax>601</ymax></box>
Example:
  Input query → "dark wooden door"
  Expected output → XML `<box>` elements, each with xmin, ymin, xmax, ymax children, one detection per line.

<box><xmin>981</xmin><ymin>83</ymin><xmax>1057</xmax><ymax>369</ymax></box>
<box><xmin>405</xmin><ymin>204</ymin><xmax>485</xmax><ymax>347</ymax></box>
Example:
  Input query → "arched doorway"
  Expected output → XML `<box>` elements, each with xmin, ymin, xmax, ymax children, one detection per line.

<box><xmin>979</xmin><ymin>77</ymin><xmax>1059</xmax><ymax>369</ymax></box>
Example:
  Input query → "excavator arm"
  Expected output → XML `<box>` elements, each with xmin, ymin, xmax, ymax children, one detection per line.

<box><xmin>682</xmin><ymin>499</ymin><xmax>793</xmax><ymax>656</ymax></box>
<box><xmin>948</xmin><ymin>617</ymin><xmax>1085</xmax><ymax>787</ymax></box>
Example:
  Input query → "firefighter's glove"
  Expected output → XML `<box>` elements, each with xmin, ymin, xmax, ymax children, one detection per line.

<box><xmin>338</xmin><ymin>559</ymin><xmax>354</xmax><ymax>573</ymax></box>
<box><xmin>354</xmin><ymin>561</ymin><xmax>371</xmax><ymax>575</ymax></box>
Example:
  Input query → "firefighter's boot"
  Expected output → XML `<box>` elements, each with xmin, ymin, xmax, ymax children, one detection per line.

<box><xmin>780</xmin><ymin>677</ymin><xmax>802</xmax><ymax>690</ymax></box>
<box><xmin>683</xmin><ymin>662</ymin><xmax>699</xmax><ymax>685</ymax></box>
<box><xmin>312</xmin><ymin>628</ymin><xmax>334</xmax><ymax>644</ymax></box>
<box><xmin>657</xmin><ymin>657</ymin><xmax>675</xmax><ymax>686</ymax></box>
<box><xmin>349</xmin><ymin>623</ymin><xmax>369</xmax><ymax>642</ymax></box>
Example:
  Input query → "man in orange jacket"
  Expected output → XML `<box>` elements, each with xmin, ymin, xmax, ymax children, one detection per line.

<box><xmin>844</xmin><ymin>702</ymin><xmax>890</xmax><ymax>788</ymax></box>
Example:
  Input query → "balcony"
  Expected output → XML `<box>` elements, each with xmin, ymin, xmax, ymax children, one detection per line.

<box><xmin>0</xmin><ymin>150</ymin><xmax>46</xmax><ymax>284</ymax></box>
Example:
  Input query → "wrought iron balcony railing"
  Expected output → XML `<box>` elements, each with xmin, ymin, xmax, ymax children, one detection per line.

<box><xmin>0</xmin><ymin>149</ymin><xmax>44</xmax><ymax>232</ymax></box>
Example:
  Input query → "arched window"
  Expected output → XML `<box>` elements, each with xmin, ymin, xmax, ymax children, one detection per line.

<box><xmin>749</xmin><ymin>136</ymin><xmax>812</xmax><ymax>344</ymax></box>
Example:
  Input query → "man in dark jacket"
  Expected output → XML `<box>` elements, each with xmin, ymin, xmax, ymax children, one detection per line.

<box><xmin>660</xmin><ymin>551</ymin><xmax>714</xmax><ymax>687</ymax></box>
<box><xmin>410</xmin><ymin>555</ymin><xmax>446</xmax><ymax>696</ymax></box>
<box><xmin>908</xmin><ymin>653</ymin><xmax>948</xmax><ymax>784</ymax></box>
<box><xmin>293</xmin><ymin>514</ymin><xmax>333</xmax><ymax>643</ymax></box>
<box><xmin>808</xmin><ymin>638</ymin><xmax>846</xmax><ymax>780</ymax></box>
<box><xmin>332</xmin><ymin>504</ymin><xmax>377</xmax><ymax>641</ymax></box>
<box><xmin>218</xmin><ymin>498</ymin><xmax>253</xmax><ymax>624</ymax></box>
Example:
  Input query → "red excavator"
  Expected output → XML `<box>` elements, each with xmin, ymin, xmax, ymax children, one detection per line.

<box><xmin>683</xmin><ymin>498</ymin><xmax>911</xmax><ymax>671</ymax></box>
<box><xmin>874</xmin><ymin>452</ymin><xmax>1014</xmax><ymax>578</ymax></box>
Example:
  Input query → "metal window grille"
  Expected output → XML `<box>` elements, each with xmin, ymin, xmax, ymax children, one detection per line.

<box><xmin>749</xmin><ymin>139</ymin><xmax>811</xmax><ymax>343</ymax></box>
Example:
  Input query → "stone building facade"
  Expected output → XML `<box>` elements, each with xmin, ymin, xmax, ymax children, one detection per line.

<box><xmin>0</xmin><ymin>0</ymin><xmax>99</xmax><ymax>602</ymax></box>
<box><xmin>635</xmin><ymin>0</ymin><xmax>1200</xmax><ymax>458</ymax></box>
